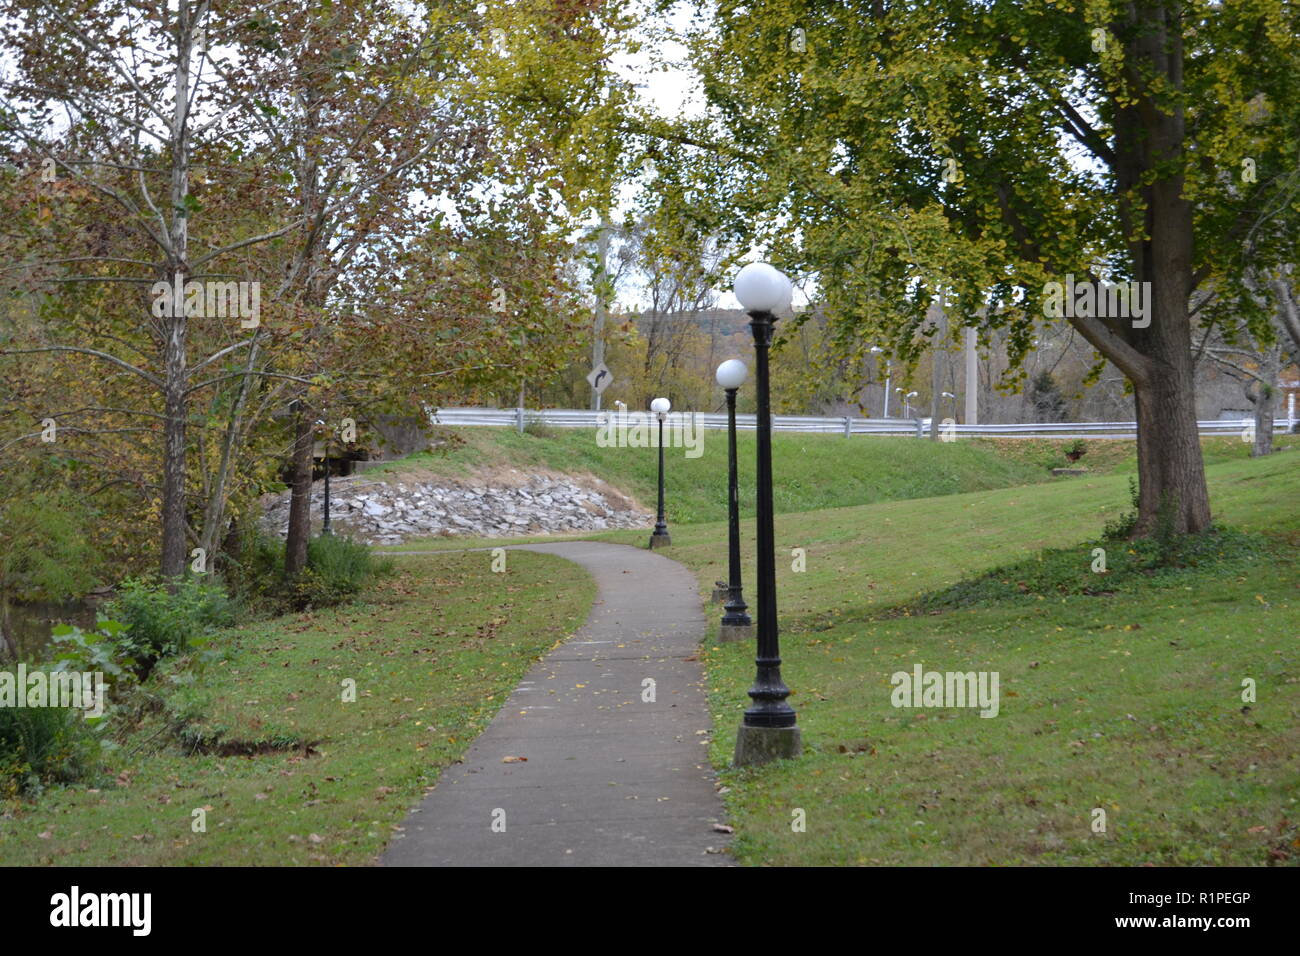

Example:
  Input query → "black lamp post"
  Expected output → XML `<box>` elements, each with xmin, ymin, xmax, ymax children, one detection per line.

<box><xmin>315</xmin><ymin>416</ymin><xmax>333</xmax><ymax>536</ymax></box>
<box><xmin>648</xmin><ymin>396</ymin><xmax>672</xmax><ymax>548</ymax></box>
<box><xmin>732</xmin><ymin>263</ymin><xmax>801</xmax><ymax>765</ymax></box>
<box><xmin>716</xmin><ymin>360</ymin><xmax>752</xmax><ymax>643</ymax></box>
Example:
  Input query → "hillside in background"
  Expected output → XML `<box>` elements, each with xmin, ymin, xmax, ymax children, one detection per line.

<box><xmin>364</xmin><ymin>427</ymin><xmax>1279</xmax><ymax>529</ymax></box>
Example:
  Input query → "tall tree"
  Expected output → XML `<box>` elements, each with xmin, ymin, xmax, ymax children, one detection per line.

<box><xmin>639</xmin><ymin>0</ymin><xmax>1300</xmax><ymax>534</ymax></box>
<box><xmin>1</xmin><ymin>0</ymin><xmax>601</xmax><ymax>579</ymax></box>
<box><xmin>0</xmin><ymin>0</ymin><xmax>318</xmax><ymax>577</ymax></box>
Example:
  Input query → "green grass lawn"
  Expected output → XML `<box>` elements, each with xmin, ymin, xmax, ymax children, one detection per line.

<box><xmin>5</xmin><ymin>431</ymin><xmax>1294</xmax><ymax>867</ymax></box>
<box><xmin>597</xmin><ymin>449</ymin><xmax>1300</xmax><ymax>865</ymax></box>
<box><xmin>0</xmin><ymin>550</ymin><xmax>594</xmax><ymax>865</ymax></box>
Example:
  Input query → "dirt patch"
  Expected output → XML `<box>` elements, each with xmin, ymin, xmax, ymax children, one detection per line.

<box><xmin>178</xmin><ymin>728</ymin><xmax>320</xmax><ymax>758</ymax></box>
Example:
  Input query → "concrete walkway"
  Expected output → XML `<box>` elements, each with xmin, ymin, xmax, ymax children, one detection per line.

<box><xmin>381</xmin><ymin>541</ymin><xmax>731</xmax><ymax>867</ymax></box>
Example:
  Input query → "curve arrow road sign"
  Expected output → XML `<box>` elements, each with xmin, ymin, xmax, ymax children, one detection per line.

<box><xmin>587</xmin><ymin>363</ymin><xmax>613</xmax><ymax>394</ymax></box>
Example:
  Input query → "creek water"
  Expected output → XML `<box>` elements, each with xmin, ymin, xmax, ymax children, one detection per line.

<box><xmin>0</xmin><ymin>599</ymin><xmax>101</xmax><ymax>662</ymax></box>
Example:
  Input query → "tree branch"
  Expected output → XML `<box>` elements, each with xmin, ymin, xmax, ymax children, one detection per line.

<box><xmin>0</xmin><ymin>346</ymin><xmax>162</xmax><ymax>387</ymax></box>
<box><xmin>183</xmin><ymin>370</ymin><xmax>316</xmax><ymax>396</ymax></box>
<box><xmin>1068</xmin><ymin>313</ymin><xmax>1151</xmax><ymax>387</ymax></box>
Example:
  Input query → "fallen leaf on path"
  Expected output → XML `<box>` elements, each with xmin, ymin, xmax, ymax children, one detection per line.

<box><xmin>502</xmin><ymin>755</ymin><xmax>528</xmax><ymax>763</ymax></box>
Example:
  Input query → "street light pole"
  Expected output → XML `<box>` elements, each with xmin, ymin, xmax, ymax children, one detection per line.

<box><xmin>649</xmin><ymin>397</ymin><xmax>671</xmax><ymax>548</ymax></box>
<box><xmin>315</xmin><ymin>415</ymin><xmax>333</xmax><ymax>536</ymax></box>
<box><xmin>716</xmin><ymin>360</ymin><xmax>752</xmax><ymax>643</ymax></box>
<box><xmin>873</xmin><ymin>347</ymin><xmax>893</xmax><ymax>418</ymax></box>
<box><xmin>732</xmin><ymin>263</ymin><xmax>801</xmax><ymax>766</ymax></box>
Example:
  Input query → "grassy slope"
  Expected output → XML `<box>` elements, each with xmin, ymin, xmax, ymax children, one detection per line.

<box><xmin>595</xmin><ymin>450</ymin><xmax>1300</xmax><ymax>865</ymax></box>
<box><xmin>377</xmin><ymin>426</ymin><xmax>1167</xmax><ymax>528</ymax></box>
<box><xmin>0</xmin><ymin>551</ymin><xmax>594</xmax><ymax>865</ymax></box>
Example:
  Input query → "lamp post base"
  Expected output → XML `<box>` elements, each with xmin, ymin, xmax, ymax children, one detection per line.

<box><xmin>648</xmin><ymin>531</ymin><xmax>672</xmax><ymax>549</ymax></box>
<box><xmin>718</xmin><ymin>622</ymin><xmax>754</xmax><ymax>643</ymax></box>
<box><xmin>733</xmin><ymin>724</ymin><xmax>802</xmax><ymax>766</ymax></box>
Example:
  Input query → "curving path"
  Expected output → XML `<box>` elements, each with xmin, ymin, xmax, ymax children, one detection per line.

<box><xmin>380</xmin><ymin>541</ymin><xmax>732</xmax><ymax>867</ymax></box>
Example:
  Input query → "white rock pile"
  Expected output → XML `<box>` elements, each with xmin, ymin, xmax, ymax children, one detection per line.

<box><xmin>260</xmin><ymin>475</ymin><xmax>650</xmax><ymax>545</ymax></box>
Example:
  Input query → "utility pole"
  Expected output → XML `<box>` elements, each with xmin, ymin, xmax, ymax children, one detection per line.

<box><xmin>929</xmin><ymin>290</ymin><xmax>946</xmax><ymax>439</ymax></box>
<box><xmin>591</xmin><ymin>216</ymin><xmax>611</xmax><ymax>411</ymax></box>
<box><xmin>964</xmin><ymin>325</ymin><xmax>979</xmax><ymax>426</ymax></box>
<box><xmin>518</xmin><ymin>330</ymin><xmax>526</xmax><ymax>412</ymax></box>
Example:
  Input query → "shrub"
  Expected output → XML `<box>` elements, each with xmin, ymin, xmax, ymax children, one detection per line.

<box><xmin>224</xmin><ymin>529</ymin><xmax>389</xmax><ymax>613</ymax></box>
<box><xmin>285</xmin><ymin>535</ymin><xmax>391</xmax><ymax>609</ymax></box>
<box><xmin>0</xmin><ymin>694</ymin><xmax>101</xmax><ymax>798</ymax></box>
<box><xmin>50</xmin><ymin>617</ymin><xmax>131</xmax><ymax>682</ymax></box>
<box><xmin>1102</xmin><ymin>477</ymin><xmax>1141</xmax><ymax>541</ymax></box>
<box><xmin>523</xmin><ymin>418</ymin><xmax>561</xmax><ymax>439</ymax></box>
<box><xmin>222</xmin><ymin>527</ymin><xmax>286</xmax><ymax>610</ymax></box>
<box><xmin>105</xmin><ymin>576</ymin><xmax>235</xmax><ymax>680</ymax></box>
<box><xmin>309</xmin><ymin>533</ymin><xmax>373</xmax><ymax>589</ymax></box>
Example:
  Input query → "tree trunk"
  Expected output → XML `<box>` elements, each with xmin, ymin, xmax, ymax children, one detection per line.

<box><xmin>1249</xmin><ymin>343</ymin><xmax>1280</xmax><ymax>457</ymax></box>
<box><xmin>1132</xmin><ymin>363</ymin><xmax>1211</xmax><ymax>535</ymax></box>
<box><xmin>159</xmin><ymin>4</ymin><xmax>195</xmax><ymax>579</ymax></box>
<box><xmin>284</xmin><ymin>403</ymin><xmax>315</xmax><ymax>577</ymax></box>
<box><xmin>198</xmin><ymin>333</ymin><xmax>261</xmax><ymax>561</ymax></box>
<box><xmin>1270</xmin><ymin>274</ymin><xmax>1300</xmax><ymax>359</ymax></box>
<box><xmin>160</xmin><ymin>318</ymin><xmax>189</xmax><ymax>578</ymax></box>
<box><xmin>0</xmin><ymin>601</ymin><xmax>15</xmax><ymax>660</ymax></box>
<box><xmin>219</xmin><ymin>518</ymin><xmax>242</xmax><ymax>574</ymax></box>
<box><xmin>1253</xmin><ymin>389</ymin><xmax>1275</xmax><ymax>457</ymax></box>
<box><xmin>1094</xmin><ymin>0</ymin><xmax>1212</xmax><ymax>535</ymax></box>
<box><xmin>1127</xmin><ymin>178</ymin><xmax>1212</xmax><ymax>533</ymax></box>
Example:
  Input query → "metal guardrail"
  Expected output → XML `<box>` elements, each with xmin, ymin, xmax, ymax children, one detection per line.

<box><xmin>431</xmin><ymin>407</ymin><xmax>1295</xmax><ymax>439</ymax></box>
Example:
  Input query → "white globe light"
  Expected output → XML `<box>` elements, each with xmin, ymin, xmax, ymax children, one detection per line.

<box><xmin>776</xmin><ymin>278</ymin><xmax>794</xmax><ymax>315</ymax></box>
<box><xmin>650</xmin><ymin>397</ymin><xmax>671</xmax><ymax>414</ymax></box>
<box><xmin>734</xmin><ymin>262</ymin><xmax>789</xmax><ymax>313</ymax></box>
<box><xmin>715</xmin><ymin>359</ymin><xmax>748</xmax><ymax>390</ymax></box>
